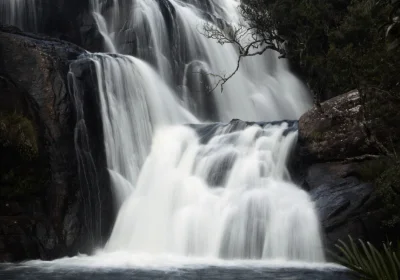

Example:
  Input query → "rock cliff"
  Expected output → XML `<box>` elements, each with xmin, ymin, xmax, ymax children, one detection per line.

<box><xmin>0</xmin><ymin>26</ymin><xmax>112</xmax><ymax>261</ymax></box>
<box><xmin>298</xmin><ymin>90</ymin><xmax>399</xmax><ymax>255</ymax></box>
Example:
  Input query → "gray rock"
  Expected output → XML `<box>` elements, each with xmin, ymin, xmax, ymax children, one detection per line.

<box><xmin>297</xmin><ymin>90</ymin><xmax>397</xmax><ymax>255</ymax></box>
<box><xmin>63</xmin><ymin>201</ymin><xmax>80</xmax><ymax>248</ymax></box>
<box><xmin>298</xmin><ymin>90</ymin><xmax>374</xmax><ymax>162</ymax></box>
<box><xmin>36</xmin><ymin>223</ymin><xmax>58</xmax><ymax>251</ymax></box>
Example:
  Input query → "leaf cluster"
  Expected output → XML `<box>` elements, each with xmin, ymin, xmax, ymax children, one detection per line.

<box><xmin>240</xmin><ymin>0</ymin><xmax>400</xmax><ymax>100</ymax></box>
<box><xmin>334</xmin><ymin>236</ymin><xmax>400</xmax><ymax>280</ymax></box>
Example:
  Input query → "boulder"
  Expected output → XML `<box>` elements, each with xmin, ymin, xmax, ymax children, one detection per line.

<box><xmin>0</xmin><ymin>26</ymin><xmax>112</xmax><ymax>261</ymax></box>
<box><xmin>298</xmin><ymin>90</ymin><xmax>375</xmax><ymax>163</ymax></box>
<box><xmin>298</xmin><ymin>90</ymin><xmax>398</xmax><ymax>255</ymax></box>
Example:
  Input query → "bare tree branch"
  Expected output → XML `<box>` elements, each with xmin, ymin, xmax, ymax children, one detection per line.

<box><xmin>197</xmin><ymin>17</ymin><xmax>286</xmax><ymax>93</ymax></box>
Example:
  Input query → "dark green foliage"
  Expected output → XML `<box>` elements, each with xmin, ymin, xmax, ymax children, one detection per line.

<box><xmin>376</xmin><ymin>161</ymin><xmax>400</xmax><ymax>228</ymax></box>
<box><xmin>240</xmin><ymin>0</ymin><xmax>400</xmax><ymax>101</ymax></box>
<box><xmin>334</xmin><ymin>236</ymin><xmax>400</xmax><ymax>280</ymax></box>
<box><xmin>357</xmin><ymin>158</ymin><xmax>400</xmax><ymax>228</ymax></box>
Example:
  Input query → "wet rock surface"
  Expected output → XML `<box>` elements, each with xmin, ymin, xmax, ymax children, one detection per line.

<box><xmin>0</xmin><ymin>26</ymin><xmax>112</xmax><ymax>262</ymax></box>
<box><xmin>308</xmin><ymin>163</ymin><xmax>383</xmax><ymax>254</ymax></box>
<box><xmin>298</xmin><ymin>91</ymin><xmax>394</xmax><ymax>255</ymax></box>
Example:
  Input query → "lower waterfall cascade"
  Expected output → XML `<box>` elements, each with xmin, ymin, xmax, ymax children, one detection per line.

<box><xmin>104</xmin><ymin>122</ymin><xmax>325</xmax><ymax>261</ymax></box>
<box><xmin>1</xmin><ymin>0</ymin><xmax>327</xmax><ymax>264</ymax></box>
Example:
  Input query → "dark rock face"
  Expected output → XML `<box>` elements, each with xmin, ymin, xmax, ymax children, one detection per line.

<box><xmin>298</xmin><ymin>90</ymin><xmax>393</xmax><ymax>255</ymax></box>
<box><xmin>308</xmin><ymin>163</ymin><xmax>384</xmax><ymax>254</ymax></box>
<box><xmin>0</xmin><ymin>26</ymin><xmax>112</xmax><ymax>262</ymax></box>
<box><xmin>298</xmin><ymin>90</ymin><xmax>374</xmax><ymax>163</ymax></box>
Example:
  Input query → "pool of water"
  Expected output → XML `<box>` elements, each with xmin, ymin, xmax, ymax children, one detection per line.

<box><xmin>0</xmin><ymin>255</ymin><xmax>356</xmax><ymax>280</ymax></box>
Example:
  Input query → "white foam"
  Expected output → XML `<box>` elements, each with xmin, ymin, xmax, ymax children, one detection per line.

<box><xmin>22</xmin><ymin>253</ymin><xmax>344</xmax><ymax>271</ymax></box>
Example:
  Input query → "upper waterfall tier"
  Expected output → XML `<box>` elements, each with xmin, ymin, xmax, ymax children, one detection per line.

<box><xmin>0</xmin><ymin>0</ymin><xmax>311</xmax><ymax>121</ymax></box>
<box><xmin>0</xmin><ymin>0</ymin><xmax>38</xmax><ymax>32</ymax></box>
<box><xmin>89</xmin><ymin>0</ymin><xmax>311</xmax><ymax>121</ymax></box>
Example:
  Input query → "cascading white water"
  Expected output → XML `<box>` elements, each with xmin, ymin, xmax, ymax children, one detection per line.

<box><xmin>89</xmin><ymin>0</ymin><xmax>311</xmax><ymax>121</ymax></box>
<box><xmin>0</xmin><ymin>0</ymin><xmax>38</xmax><ymax>31</ymax></box>
<box><xmin>88</xmin><ymin>53</ymin><xmax>197</xmax><ymax>207</ymax></box>
<box><xmin>2</xmin><ymin>0</ymin><xmax>325</xmax><ymax>263</ymax></box>
<box><xmin>81</xmin><ymin>0</ymin><xmax>323</xmax><ymax>262</ymax></box>
<box><xmin>105</xmin><ymin>122</ymin><xmax>324</xmax><ymax>261</ymax></box>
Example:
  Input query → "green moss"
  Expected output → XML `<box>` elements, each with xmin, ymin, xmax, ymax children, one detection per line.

<box><xmin>0</xmin><ymin>112</ymin><xmax>38</xmax><ymax>160</ymax></box>
<box><xmin>0</xmin><ymin>113</ymin><xmax>49</xmax><ymax>198</ymax></box>
<box><xmin>310</xmin><ymin>131</ymin><xmax>325</xmax><ymax>141</ymax></box>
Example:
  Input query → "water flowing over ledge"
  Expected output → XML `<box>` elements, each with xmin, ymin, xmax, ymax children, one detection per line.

<box><xmin>104</xmin><ymin>122</ymin><xmax>324</xmax><ymax>261</ymax></box>
<box><xmin>68</xmin><ymin>50</ymin><xmax>323</xmax><ymax>262</ymax></box>
<box><xmin>1</xmin><ymin>0</ymin><xmax>325</xmax><ymax>264</ymax></box>
<box><xmin>67</xmin><ymin>0</ymin><xmax>322</xmax><ymax>263</ymax></box>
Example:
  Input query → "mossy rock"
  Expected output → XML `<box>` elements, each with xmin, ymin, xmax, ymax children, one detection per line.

<box><xmin>0</xmin><ymin>113</ymin><xmax>38</xmax><ymax>160</ymax></box>
<box><xmin>0</xmin><ymin>113</ymin><xmax>49</xmax><ymax>198</ymax></box>
<box><xmin>0</xmin><ymin>167</ymin><xmax>49</xmax><ymax>198</ymax></box>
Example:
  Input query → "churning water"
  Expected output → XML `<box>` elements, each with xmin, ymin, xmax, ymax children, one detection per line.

<box><xmin>0</xmin><ymin>260</ymin><xmax>355</xmax><ymax>280</ymax></box>
<box><xmin>0</xmin><ymin>0</ymin><xmax>334</xmax><ymax>276</ymax></box>
<box><xmin>77</xmin><ymin>0</ymin><xmax>321</xmax><ymax>262</ymax></box>
<box><xmin>104</xmin><ymin>122</ymin><xmax>324</xmax><ymax>261</ymax></box>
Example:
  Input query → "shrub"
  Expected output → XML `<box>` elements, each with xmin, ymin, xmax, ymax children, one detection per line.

<box><xmin>334</xmin><ymin>236</ymin><xmax>400</xmax><ymax>280</ymax></box>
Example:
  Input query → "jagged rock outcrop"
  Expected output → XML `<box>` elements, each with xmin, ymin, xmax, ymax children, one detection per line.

<box><xmin>298</xmin><ymin>90</ymin><xmax>397</xmax><ymax>255</ymax></box>
<box><xmin>0</xmin><ymin>26</ymin><xmax>112</xmax><ymax>262</ymax></box>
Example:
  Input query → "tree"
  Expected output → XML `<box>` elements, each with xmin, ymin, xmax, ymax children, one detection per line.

<box><xmin>202</xmin><ymin>0</ymin><xmax>400</xmax><ymax>105</ymax></box>
<box><xmin>200</xmin><ymin>4</ymin><xmax>286</xmax><ymax>92</ymax></box>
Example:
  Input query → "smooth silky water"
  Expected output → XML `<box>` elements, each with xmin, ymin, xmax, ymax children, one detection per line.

<box><xmin>1</xmin><ymin>0</ymin><xmax>355</xmax><ymax>279</ymax></box>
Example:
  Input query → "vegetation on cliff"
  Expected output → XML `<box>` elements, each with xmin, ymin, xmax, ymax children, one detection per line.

<box><xmin>0</xmin><ymin>113</ymin><xmax>48</xmax><ymax>198</ymax></box>
<box><xmin>335</xmin><ymin>236</ymin><xmax>400</xmax><ymax>280</ymax></box>
<box><xmin>205</xmin><ymin>0</ymin><xmax>399</xmax><ymax>100</ymax></box>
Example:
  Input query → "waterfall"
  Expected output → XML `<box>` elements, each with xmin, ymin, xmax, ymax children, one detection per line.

<box><xmin>82</xmin><ymin>0</ymin><xmax>323</xmax><ymax>261</ymax></box>
<box><xmin>2</xmin><ymin>0</ymin><xmax>325</xmax><ymax>262</ymax></box>
<box><xmin>0</xmin><ymin>0</ymin><xmax>39</xmax><ymax>32</ymax></box>
<box><xmin>89</xmin><ymin>0</ymin><xmax>311</xmax><ymax>121</ymax></box>
<box><xmin>105</xmin><ymin>121</ymin><xmax>324</xmax><ymax>261</ymax></box>
<box><xmin>88</xmin><ymin>54</ymin><xmax>198</xmax><ymax>207</ymax></box>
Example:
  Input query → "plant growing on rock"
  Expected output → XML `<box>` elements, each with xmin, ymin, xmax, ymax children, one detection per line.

<box><xmin>0</xmin><ymin>112</ymin><xmax>38</xmax><ymax>160</ymax></box>
<box><xmin>0</xmin><ymin>113</ymin><xmax>48</xmax><ymax>198</ymax></box>
<box><xmin>334</xmin><ymin>236</ymin><xmax>400</xmax><ymax>280</ymax></box>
